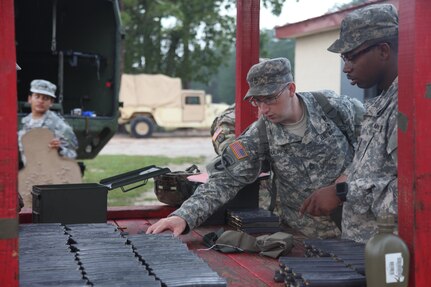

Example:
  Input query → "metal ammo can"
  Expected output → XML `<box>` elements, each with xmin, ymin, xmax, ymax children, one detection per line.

<box><xmin>32</xmin><ymin>165</ymin><xmax>170</xmax><ymax>224</ymax></box>
<box><xmin>154</xmin><ymin>165</ymin><xmax>201</xmax><ymax>206</ymax></box>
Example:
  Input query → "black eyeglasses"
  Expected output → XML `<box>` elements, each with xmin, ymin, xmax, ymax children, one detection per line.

<box><xmin>249</xmin><ymin>83</ymin><xmax>291</xmax><ymax>107</ymax></box>
<box><xmin>341</xmin><ymin>43</ymin><xmax>381</xmax><ymax>63</ymax></box>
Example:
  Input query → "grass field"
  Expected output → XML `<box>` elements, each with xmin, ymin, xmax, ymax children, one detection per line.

<box><xmin>82</xmin><ymin>155</ymin><xmax>205</xmax><ymax>206</ymax></box>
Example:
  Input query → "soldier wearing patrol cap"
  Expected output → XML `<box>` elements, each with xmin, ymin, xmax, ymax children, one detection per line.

<box><xmin>147</xmin><ymin>57</ymin><xmax>365</xmax><ymax>238</ymax></box>
<box><xmin>210</xmin><ymin>103</ymin><xmax>235</xmax><ymax>156</ymax></box>
<box><xmin>210</xmin><ymin>58</ymin><xmax>269</xmax><ymax>156</ymax></box>
<box><xmin>18</xmin><ymin>79</ymin><xmax>78</xmax><ymax>164</ymax></box>
<box><xmin>301</xmin><ymin>4</ymin><xmax>399</xmax><ymax>243</ymax></box>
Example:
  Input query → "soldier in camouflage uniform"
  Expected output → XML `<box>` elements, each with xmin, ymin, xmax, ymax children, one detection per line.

<box><xmin>301</xmin><ymin>4</ymin><xmax>398</xmax><ymax>243</ymax></box>
<box><xmin>210</xmin><ymin>58</ymin><xmax>269</xmax><ymax>156</ymax></box>
<box><xmin>210</xmin><ymin>103</ymin><xmax>236</xmax><ymax>156</ymax></box>
<box><xmin>211</xmin><ymin>103</ymin><xmax>276</xmax><ymax>211</ymax></box>
<box><xmin>147</xmin><ymin>57</ymin><xmax>364</xmax><ymax>238</ymax></box>
<box><xmin>18</xmin><ymin>79</ymin><xmax>78</xmax><ymax>163</ymax></box>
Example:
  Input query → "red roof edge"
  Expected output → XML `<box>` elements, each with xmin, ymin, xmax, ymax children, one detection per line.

<box><xmin>275</xmin><ymin>0</ymin><xmax>399</xmax><ymax>39</ymax></box>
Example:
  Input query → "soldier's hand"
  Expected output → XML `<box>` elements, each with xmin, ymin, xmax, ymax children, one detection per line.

<box><xmin>300</xmin><ymin>184</ymin><xmax>341</xmax><ymax>216</ymax></box>
<box><xmin>48</xmin><ymin>138</ymin><xmax>61</xmax><ymax>150</ymax></box>
<box><xmin>146</xmin><ymin>216</ymin><xmax>187</xmax><ymax>237</ymax></box>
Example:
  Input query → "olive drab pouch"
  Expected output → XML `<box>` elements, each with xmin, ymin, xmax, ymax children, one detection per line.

<box><xmin>256</xmin><ymin>232</ymin><xmax>293</xmax><ymax>258</ymax></box>
<box><xmin>154</xmin><ymin>165</ymin><xmax>201</xmax><ymax>206</ymax></box>
<box><xmin>203</xmin><ymin>228</ymin><xmax>293</xmax><ymax>258</ymax></box>
<box><xmin>203</xmin><ymin>228</ymin><xmax>259</xmax><ymax>253</ymax></box>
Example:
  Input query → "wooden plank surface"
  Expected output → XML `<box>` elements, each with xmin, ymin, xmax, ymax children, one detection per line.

<box><xmin>19</xmin><ymin>206</ymin><xmax>301</xmax><ymax>286</ymax></box>
<box><xmin>111</xmin><ymin>218</ymin><xmax>289</xmax><ymax>286</ymax></box>
<box><xmin>192</xmin><ymin>226</ymin><xmax>283</xmax><ymax>287</ymax></box>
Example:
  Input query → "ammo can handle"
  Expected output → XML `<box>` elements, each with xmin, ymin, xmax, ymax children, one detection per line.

<box><xmin>185</xmin><ymin>164</ymin><xmax>200</xmax><ymax>173</ymax></box>
<box><xmin>120</xmin><ymin>179</ymin><xmax>148</xmax><ymax>193</ymax></box>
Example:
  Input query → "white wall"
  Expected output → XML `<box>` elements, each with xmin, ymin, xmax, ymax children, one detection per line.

<box><xmin>294</xmin><ymin>30</ymin><xmax>341</xmax><ymax>94</ymax></box>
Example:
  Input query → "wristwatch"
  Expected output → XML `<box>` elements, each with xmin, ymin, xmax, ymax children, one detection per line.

<box><xmin>335</xmin><ymin>182</ymin><xmax>348</xmax><ymax>202</ymax></box>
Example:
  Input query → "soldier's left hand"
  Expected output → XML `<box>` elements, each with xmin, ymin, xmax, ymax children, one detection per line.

<box><xmin>146</xmin><ymin>216</ymin><xmax>187</xmax><ymax>237</ymax></box>
<box><xmin>300</xmin><ymin>184</ymin><xmax>341</xmax><ymax>216</ymax></box>
<box><xmin>48</xmin><ymin>138</ymin><xmax>61</xmax><ymax>150</ymax></box>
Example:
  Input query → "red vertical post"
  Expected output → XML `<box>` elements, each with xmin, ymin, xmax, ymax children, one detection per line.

<box><xmin>398</xmin><ymin>0</ymin><xmax>431</xmax><ymax>286</ymax></box>
<box><xmin>235</xmin><ymin>0</ymin><xmax>260</xmax><ymax>135</ymax></box>
<box><xmin>0</xmin><ymin>0</ymin><xmax>19</xmax><ymax>286</ymax></box>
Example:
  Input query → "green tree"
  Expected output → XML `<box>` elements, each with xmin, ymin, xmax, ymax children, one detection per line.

<box><xmin>121</xmin><ymin>0</ymin><xmax>284</xmax><ymax>87</ymax></box>
<box><xmin>193</xmin><ymin>29</ymin><xmax>295</xmax><ymax>104</ymax></box>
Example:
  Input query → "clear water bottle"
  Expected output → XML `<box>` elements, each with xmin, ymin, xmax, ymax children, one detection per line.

<box><xmin>365</xmin><ymin>214</ymin><xmax>410</xmax><ymax>287</ymax></box>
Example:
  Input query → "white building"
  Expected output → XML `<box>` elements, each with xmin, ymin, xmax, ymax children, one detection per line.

<box><xmin>275</xmin><ymin>0</ymin><xmax>399</xmax><ymax>101</ymax></box>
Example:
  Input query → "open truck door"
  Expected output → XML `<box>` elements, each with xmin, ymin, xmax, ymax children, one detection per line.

<box><xmin>15</xmin><ymin>0</ymin><xmax>123</xmax><ymax>159</ymax></box>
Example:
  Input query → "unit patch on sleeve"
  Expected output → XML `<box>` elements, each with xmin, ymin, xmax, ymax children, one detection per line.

<box><xmin>229</xmin><ymin>140</ymin><xmax>248</xmax><ymax>160</ymax></box>
<box><xmin>212</xmin><ymin>127</ymin><xmax>223</xmax><ymax>142</ymax></box>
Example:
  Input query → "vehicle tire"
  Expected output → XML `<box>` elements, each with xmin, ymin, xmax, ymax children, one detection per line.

<box><xmin>130</xmin><ymin>116</ymin><xmax>154</xmax><ymax>138</ymax></box>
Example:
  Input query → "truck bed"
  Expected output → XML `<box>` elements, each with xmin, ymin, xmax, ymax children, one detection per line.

<box><xmin>20</xmin><ymin>205</ymin><xmax>306</xmax><ymax>287</ymax></box>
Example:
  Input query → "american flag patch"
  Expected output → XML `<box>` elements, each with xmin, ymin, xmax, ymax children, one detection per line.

<box><xmin>212</xmin><ymin>127</ymin><xmax>223</xmax><ymax>142</ymax></box>
<box><xmin>229</xmin><ymin>141</ymin><xmax>248</xmax><ymax>160</ymax></box>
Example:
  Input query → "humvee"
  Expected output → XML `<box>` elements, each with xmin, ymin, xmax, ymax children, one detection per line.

<box><xmin>118</xmin><ymin>73</ymin><xmax>229</xmax><ymax>138</ymax></box>
<box><xmin>15</xmin><ymin>0</ymin><xmax>122</xmax><ymax>159</ymax></box>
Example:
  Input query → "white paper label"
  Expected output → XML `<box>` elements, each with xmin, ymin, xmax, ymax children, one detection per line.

<box><xmin>385</xmin><ymin>252</ymin><xmax>405</xmax><ymax>283</ymax></box>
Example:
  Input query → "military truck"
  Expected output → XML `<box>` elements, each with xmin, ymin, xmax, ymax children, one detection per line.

<box><xmin>15</xmin><ymin>0</ymin><xmax>122</xmax><ymax>159</ymax></box>
<box><xmin>118</xmin><ymin>74</ymin><xmax>229</xmax><ymax>138</ymax></box>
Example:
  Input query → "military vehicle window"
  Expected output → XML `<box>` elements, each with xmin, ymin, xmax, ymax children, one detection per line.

<box><xmin>185</xmin><ymin>96</ymin><xmax>201</xmax><ymax>105</ymax></box>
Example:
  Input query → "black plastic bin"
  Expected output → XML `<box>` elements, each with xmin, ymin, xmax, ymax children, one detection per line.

<box><xmin>32</xmin><ymin>165</ymin><xmax>171</xmax><ymax>224</ymax></box>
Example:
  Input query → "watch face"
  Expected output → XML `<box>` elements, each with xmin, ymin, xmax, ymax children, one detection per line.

<box><xmin>336</xmin><ymin>182</ymin><xmax>348</xmax><ymax>202</ymax></box>
<box><xmin>336</xmin><ymin>182</ymin><xmax>347</xmax><ymax>193</ymax></box>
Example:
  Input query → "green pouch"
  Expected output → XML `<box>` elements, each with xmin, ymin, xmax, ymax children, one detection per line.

<box><xmin>203</xmin><ymin>229</ymin><xmax>293</xmax><ymax>258</ymax></box>
<box><xmin>203</xmin><ymin>228</ymin><xmax>259</xmax><ymax>253</ymax></box>
<box><xmin>256</xmin><ymin>232</ymin><xmax>294</xmax><ymax>258</ymax></box>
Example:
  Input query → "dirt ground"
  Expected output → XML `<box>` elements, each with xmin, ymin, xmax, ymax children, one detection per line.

<box><xmin>100</xmin><ymin>130</ymin><xmax>215</xmax><ymax>161</ymax></box>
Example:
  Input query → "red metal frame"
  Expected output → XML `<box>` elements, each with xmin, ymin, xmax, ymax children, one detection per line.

<box><xmin>2</xmin><ymin>0</ymin><xmax>430</xmax><ymax>286</ymax></box>
<box><xmin>235</xmin><ymin>0</ymin><xmax>260</xmax><ymax>135</ymax></box>
<box><xmin>398</xmin><ymin>0</ymin><xmax>431</xmax><ymax>286</ymax></box>
<box><xmin>0</xmin><ymin>0</ymin><xmax>19</xmax><ymax>285</ymax></box>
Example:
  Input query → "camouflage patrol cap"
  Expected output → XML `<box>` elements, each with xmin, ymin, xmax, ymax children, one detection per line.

<box><xmin>244</xmin><ymin>58</ymin><xmax>293</xmax><ymax>100</ymax></box>
<box><xmin>328</xmin><ymin>4</ymin><xmax>398</xmax><ymax>54</ymax></box>
<box><xmin>30</xmin><ymin>79</ymin><xmax>57</xmax><ymax>98</ymax></box>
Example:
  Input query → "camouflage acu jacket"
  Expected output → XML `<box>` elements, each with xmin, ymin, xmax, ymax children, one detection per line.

<box><xmin>18</xmin><ymin>110</ymin><xmax>78</xmax><ymax>161</ymax></box>
<box><xmin>211</xmin><ymin>104</ymin><xmax>236</xmax><ymax>155</ymax></box>
<box><xmin>342</xmin><ymin>78</ymin><xmax>398</xmax><ymax>243</ymax></box>
<box><xmin>172</xmin><ymin>91</ymin><xmax>364</xmax><ymax>238</ymax></box>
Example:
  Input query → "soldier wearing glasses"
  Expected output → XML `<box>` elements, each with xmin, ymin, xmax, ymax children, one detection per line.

<box><xmin>148</xmin><ymin>57</ymin><xmax>364</xmax><ymax>238</ymax></box>
<box><xmin>301</xmin><ymin>4</ymin><xmax>399</xmax><ymax>243</ymax></box>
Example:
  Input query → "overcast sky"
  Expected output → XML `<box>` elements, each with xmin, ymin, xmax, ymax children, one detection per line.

<box><xmin>260</xmin><ymin>0</ymin><xmax>352</xmax><ymax>29</ymax></box>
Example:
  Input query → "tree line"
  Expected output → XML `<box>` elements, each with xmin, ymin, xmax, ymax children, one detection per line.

<box><xmin>120</xmin><ymin>0</ymin><xmax>365</xmax><ymax>104</ymax></box>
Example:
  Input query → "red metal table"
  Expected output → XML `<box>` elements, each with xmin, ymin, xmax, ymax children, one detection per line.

<box><xmin>20</xmin><ymin>205</ymin><xmax>306</xmax><ymax>287</ymax></box>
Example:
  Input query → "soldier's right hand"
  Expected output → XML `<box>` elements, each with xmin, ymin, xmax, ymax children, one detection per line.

<box><xmin>146</xmin><ymin>216</ymin><xmax>187</xmax><ymax>237</ymax></box>
<box><xmin>48</xmin><ymin>138</ymin><xmax>61</xmax><ymax>150</ymax></box>
<box><xmin>300</xmin><ymin>184</ymin><xmax>341</xmax><ymax>216</ymax></box>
